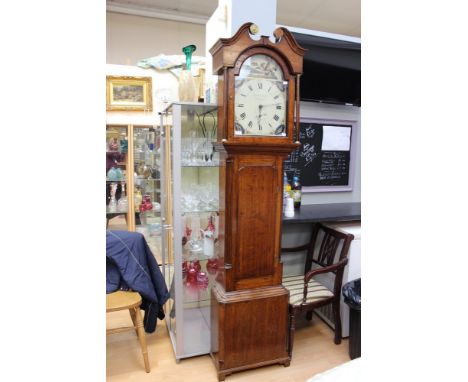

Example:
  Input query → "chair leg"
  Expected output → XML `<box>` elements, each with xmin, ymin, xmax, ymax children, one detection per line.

<box><xmin>134</xmin><ymin>307</ymin><xmax>151</xmax><ymax>373</ymax></box>
<box><xmin>288</xmin><ymin>311</ymin><xmax>296</xmax><ymax>358</ymax></box>
<box><xmin>332</xmin><ymin>300</ymin><xmax>342</xmax><ymax>345</ymax></box>
<box><xmin>305</xmin><ymin>311</ymin><xmax>313</xmax><ymax>321</ymax></box>
<box><xmin>129</xmin><ymin>308</ymin><xmax>138</xmax><ymax>336</ymax></box>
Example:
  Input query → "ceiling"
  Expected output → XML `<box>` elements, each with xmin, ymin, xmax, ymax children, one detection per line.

<box><xmin>106</xmin><ymin>0</ymin><xmax>361</xmax><ymax>37</ymax></box>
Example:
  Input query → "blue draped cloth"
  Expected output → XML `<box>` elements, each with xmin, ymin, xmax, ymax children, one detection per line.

<box><xmin>106</xmin><ymin>230</ymin><xmax>169</xmax><ymax>333</ymax></box>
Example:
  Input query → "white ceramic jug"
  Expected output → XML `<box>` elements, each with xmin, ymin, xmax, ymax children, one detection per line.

<box><xmin>200</xmin><ymin>229</ymin><xmax>214</xmax><ymax>258</ymax></box>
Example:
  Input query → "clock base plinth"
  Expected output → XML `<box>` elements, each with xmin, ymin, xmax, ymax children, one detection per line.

<box><xmin>210</xmin><ymin>283</ymin><xmax>290</xmax><ymax>381</ymax></box>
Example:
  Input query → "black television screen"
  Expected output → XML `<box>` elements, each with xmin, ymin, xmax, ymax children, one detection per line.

<box><xmin>292</xmin><ymin>32</ymin><xmax>361</xmax><ymax>107</ymax></box>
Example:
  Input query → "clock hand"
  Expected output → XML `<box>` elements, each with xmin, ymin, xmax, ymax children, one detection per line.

<box><xmin>257</xmin><ymin>105</ymin><xmax>263</xmax><ymax>130</ymax></box>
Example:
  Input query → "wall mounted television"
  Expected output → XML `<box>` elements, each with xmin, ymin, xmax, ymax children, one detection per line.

<box><xmin>292</xmin><ymin>32</ymin><xmax>361</xmax><ymax>107</ymax></box>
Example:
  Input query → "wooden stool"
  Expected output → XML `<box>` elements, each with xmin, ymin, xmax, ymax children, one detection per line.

<box><xmin>106</xmin><ymin>291</ymin><xmax>150</xmax><ymax>373</ymax></box>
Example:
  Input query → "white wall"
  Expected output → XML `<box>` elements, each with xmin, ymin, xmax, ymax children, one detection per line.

<box><xmin>107</xmin><ymin>12</ymin><xmax>206</xmax><ymax>65</ymax></box>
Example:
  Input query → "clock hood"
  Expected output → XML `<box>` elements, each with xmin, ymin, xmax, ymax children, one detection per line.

<box><xmin>209</xmin><ymin>22</ymin><xmax>306</xmax><ymax>76</ymax></box>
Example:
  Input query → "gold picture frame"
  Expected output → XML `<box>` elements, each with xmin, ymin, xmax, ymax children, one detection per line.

<box><xmin>106</xmin><ymin>76</ymin><xmax>153</xmax><ymax>111</ymax></box>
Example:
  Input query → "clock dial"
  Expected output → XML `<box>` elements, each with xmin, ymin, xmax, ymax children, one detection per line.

<box><xmin>234</xmin><ymin>55</ymin><xmax>287</xmax><ymax>136</ymax></box>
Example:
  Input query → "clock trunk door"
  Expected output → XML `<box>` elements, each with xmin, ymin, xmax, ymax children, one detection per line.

<box><xmin>225</xmin><ymin>154</ymin><xmax>283</xmax><ymax>291</ymax></box>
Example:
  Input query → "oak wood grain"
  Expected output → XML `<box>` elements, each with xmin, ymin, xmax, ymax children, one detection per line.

<box><xmin>210</xmin><ymin>23</ymin><xmax>305</xmax><ymax>380</ymax></box>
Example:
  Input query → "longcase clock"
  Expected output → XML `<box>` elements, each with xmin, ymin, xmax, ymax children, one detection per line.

<box><xmin>209</xmin><ymin>23</ymin><xmax>305</xmax><ymax>380</ymax></box>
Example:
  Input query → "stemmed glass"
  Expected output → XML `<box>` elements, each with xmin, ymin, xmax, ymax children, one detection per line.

<box><xmin>205</xmin><ymin>112</ymin><xmax>217</xmax><ymax>165</ymax></box>
<box><xmin>196</xmin><ymin>111</ymin><xmax>217</xmax><ymax>165</ymax></box>
<box><xmin>181</xmin><ymin>137</ymin><xmax>191</xmax><ymax>165</ymax></box>
<box><xmin>182</xmin><ymin>184</ymin><xmax>219</xmax><ymax>213</ymax></box>
<box><xmin>189</xmin><ymin>131</ymin><xmax>206</xmax><ymax>165</ymax></box>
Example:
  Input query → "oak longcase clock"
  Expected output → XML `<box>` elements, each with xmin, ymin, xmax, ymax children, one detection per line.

<box><xmin>209</xmin><ymin>23</ymin><xmax>305</xmax><ymax>381</ymax></box>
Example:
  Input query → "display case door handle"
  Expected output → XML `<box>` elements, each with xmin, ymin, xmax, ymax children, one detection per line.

<box><xmin>163</xmin><ymin>224</ymin><xmax>173</xmax><ymax>230</ymax></box>
<box><xmin>224</xmin><ymin>263</ymin><xmax>232</xmax><ymax>270</ymax></box>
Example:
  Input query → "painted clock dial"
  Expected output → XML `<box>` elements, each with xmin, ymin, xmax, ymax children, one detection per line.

<box><xmin>234</xmin><ymin>54</ymin><xmax>288</xmax><ymax>136</ymax></box>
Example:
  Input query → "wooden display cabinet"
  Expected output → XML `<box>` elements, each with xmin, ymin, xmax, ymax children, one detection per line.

<box><xmin>106</xmin><ymin>123</ymin><xmax>163</xmax><ymax>262</ymax></box>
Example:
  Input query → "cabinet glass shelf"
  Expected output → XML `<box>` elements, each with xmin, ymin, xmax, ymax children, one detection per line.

<box><xmin>183</xmin><ymin>253</ymin><xmax>219</xmax><ymax>262</ymax></box>
<box><xmin>160</xmin><ymin>102</ymin><xmax>219</xmax><ymax>361</ymax></box>
<box><xmin>136</xmin><ymin>187</ymin><xmax>160</xmax><ymax>193</ymax></box>
<box><xmin>182</xmin><ymin>209</ymin><xmax>218</xmax><ymax>214</ymax></box>
<box><xmin>181</xmin><ymin>164</ymin><xmax>220</xmax><ymax>168</ymax></box>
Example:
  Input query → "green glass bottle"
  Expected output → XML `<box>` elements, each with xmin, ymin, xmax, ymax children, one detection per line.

<box><xmin>179</xmin><ymin>45</ymin><xmax>198</xmax><ymax>102</ymax></box>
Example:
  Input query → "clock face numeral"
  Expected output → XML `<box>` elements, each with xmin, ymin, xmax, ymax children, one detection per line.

<box><xmin>275</xmin><ymin>81</ymin><xmax>286</xmax><ymax>92</ymax></box>
<box><xmin>234</xmin><ymin>54</ymin><xmax>287</xmax><ymax>136</ymax></box>
<box><xmin>275</xmin><ymin>124</ymin><xmax>286</xmax><ymax>135</ymax></box>
<box><xmin>234</xmin><ymin>122</ymin><xmax>245</xmax><ymax>134</ymax></box>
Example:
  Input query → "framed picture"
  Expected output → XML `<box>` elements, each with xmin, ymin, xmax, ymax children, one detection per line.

<box><xmin>106</xmin><ymin>76</ymin><xmax>153</xmax><ymax>111</ymax></box>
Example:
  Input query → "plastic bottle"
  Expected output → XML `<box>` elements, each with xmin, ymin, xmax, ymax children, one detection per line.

<box><xmin>283</xmin><ymin>173</ymin><xmax>291</xmax><ymax>213</ymax></box>
<box><xmin>291</xmin><ymin>176</ymin><xmax>302</xmax><ymax>209</ymax></box>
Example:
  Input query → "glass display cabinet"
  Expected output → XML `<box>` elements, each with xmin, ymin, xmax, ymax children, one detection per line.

<box><xmin>106</xmin><ymin>123</ymin><xmax>163</xmax><ymax>262</ymax></box>
<box><xmin>106</xmin><ymin>125</ymin><xmax>130</xmax><ymax>230</ymax></box>
<box><xmin>132</xmin><ymin>125</ymin><xmax>163</xmax><ymax>261</ymax></box>
<box><xmin>160</xmin><ymin>102</ymin><xmax>219</xmax><ymax>361</ymax></box>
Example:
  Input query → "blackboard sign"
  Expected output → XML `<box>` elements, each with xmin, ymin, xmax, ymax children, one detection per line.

<box><xmin>284</xmin><ymin>120</ymin><xmax>356</xmax><ymax>191</ymax></box>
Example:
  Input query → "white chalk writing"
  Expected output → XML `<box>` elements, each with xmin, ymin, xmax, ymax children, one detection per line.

<box><xmin>300</xmin><ymin>143</ymin><xmax>318</xmax><ymax>167</ymax></box>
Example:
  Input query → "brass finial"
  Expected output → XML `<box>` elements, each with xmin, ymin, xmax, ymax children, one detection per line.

<box><xmin>249</xmin><ymin>23</ymin><xmax>259</xmax><ymax>35</ymax></box>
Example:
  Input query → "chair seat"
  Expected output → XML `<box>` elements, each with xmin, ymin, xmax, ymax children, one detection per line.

<box><xmin>283</xmin><ymin>275</ymin><xmax>334</xmax><ymax>306</ymax></box>
<box><xmin>106</xmin><ymin>291</ymin><xmax>142</xmax><ymax>312</ymax></box>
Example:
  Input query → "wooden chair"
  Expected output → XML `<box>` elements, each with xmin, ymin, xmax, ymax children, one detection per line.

<box><xmin>106</xmin><ymin>291</ymin><xmax>150</xmax><ymax>373</ymax></box>
<box><xmin>282</xmin><ymin>223</ymin><xmax>354</xmax><ymax>357</ymax></box>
